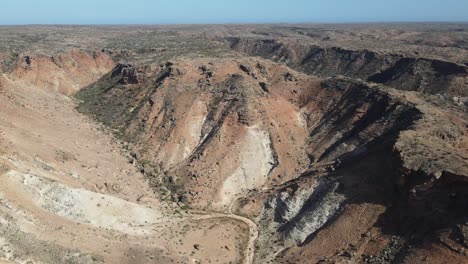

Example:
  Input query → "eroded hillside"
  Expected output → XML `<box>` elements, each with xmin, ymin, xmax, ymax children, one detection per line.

<box><xmin>77</xmin><ymin>53</ymin><xmax>467</xmax><ymax>263</ymax></box>
<box><xmin>0</xmin><ymin>54</ymin><xmax>251</xmax><ymax>264</ymax></box>
<box><xmin>0</xmin><ymin>25</ymin><xmax>467</xmax><ymax>264</ymax></box>
<box><xmin>10</xmin><ymin>50</ymin><xmax>115</xmax><ymax>95</ymax></box>
<box><xmin>228</xmin><ymin>37</ymin><xmax>468</xmax><ymax>98</ymax></box>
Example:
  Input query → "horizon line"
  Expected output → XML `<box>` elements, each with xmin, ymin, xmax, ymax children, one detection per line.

<box><xmin>1</xmin><ymin>20</ymin><xmax>468</xmax><ymax>27</ymax></box>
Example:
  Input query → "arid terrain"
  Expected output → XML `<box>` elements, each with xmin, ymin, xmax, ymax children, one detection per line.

<box><xmin>0</xmin><ymin>24</ymin><xmax>467</xmax><ymax>264</ymax></box>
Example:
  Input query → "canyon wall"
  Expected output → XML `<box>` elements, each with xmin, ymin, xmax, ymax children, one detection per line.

<box><xmin>228</xmin><ymin>37</ymin><xmax>468</xmax><ymax>98</ymax></box>
<box><xmin>10</xmin><ymin>49</ymin><xmax>114</xmax><ymax>95</ymax></box>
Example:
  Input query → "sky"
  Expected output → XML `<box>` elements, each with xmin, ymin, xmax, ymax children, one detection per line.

<box><xmin>0</xmin><ymin>0</ymin><xmax>467</xmax><ymax>25</ymax></box>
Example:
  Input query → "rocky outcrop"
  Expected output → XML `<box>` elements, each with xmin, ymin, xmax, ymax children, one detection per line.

<box><xmin>10</xmin><ymin>49</ymin><xmax>115</xmax><ymax>95</ymax></box>
<box><xmin>77</xmin><ymin>57</ymin><xmax>318</xmax><ymax>210</ymax></box>
<box><xmin>371</xmin><ymin>58</ymin><xmax>467</xmax><ymax>95</ymax></box>
<box><xmin>3</xmin><ymin>25</ymin><xmax>468</xmax><ymax>264</ymax></box>
<box><xmin>112</xmin><ymin>63</ymin><xmax>142</xmax><ymax>85</ymax></box>
<box><xmin>228</xmin><ymin>38</ymin><xmax>468</xmax><ymax>97</ymax></box>
<box><xmin>250</xmin><ymin>78</ymin><xmax>467</xmax><ymax>264</ymax></box>
<box><xmin>77</xmin><ymin>56</ymin><xmax>468</xmax><ymax>263</ymax></box>
<box><xmin>248</xmin><ymin>77</ymin><xmax>417</xmax><ymax>260</ymax></box>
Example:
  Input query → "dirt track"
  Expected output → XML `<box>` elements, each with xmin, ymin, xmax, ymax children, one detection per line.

<box><xmin>191</xmin><ymin>210</ymin><xmax>259</xmax><ymax>264</ymax></box>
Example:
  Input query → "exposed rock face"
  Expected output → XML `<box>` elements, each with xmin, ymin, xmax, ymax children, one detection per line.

<box><xmin>112</xmin><ymin>63</ymin><xmax>142</xmax><ymax>85</ymax></box>
<box><xmin>0</xmin><ymin>68</ymin><xmax>250</xmax><ymax>264</ymax></box>
<box><xmin>228</xmin><ymin>38</ymin><xmax>468</xmax><ymax>97</ymax></box>
<box><xmin>2</xmin><ymin>25</ymin><xmax>468</xmax><ymax>264</ymax></box>
<box><xmin>10</xmin><ymin>50</ymin><xmax>114</xmax><ymax>95</ymax></box>
<box><xmin>236</xmin><ymin>78</ymin><xmax>466</xmax><ymax>264</ymax></box>
<box><xmin>77</xmin><ymin>54</ymin><xmax>468</xmax><ymax>263</ymax></box>
<box><xmin>274</xmin><ymin>181</ymin><xmax>345</xmax><ymax>245</ymax></box>
<box><xmin>368</xmin><ymin>58</ymin><xmax>467</xmax><ymax>95</ymax></box>
<box><xmin>77</xmin><ymin>58</ymin><xmax>317</xmax><ymax>210</ymax></box>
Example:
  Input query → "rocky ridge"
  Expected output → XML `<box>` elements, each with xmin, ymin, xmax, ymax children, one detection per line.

<box><xmin>76</xmin><ymin>51</ymin><xmax>467</xmax><ymax>263</ymax></box>
<box><xmin>227</xmin><ymin>37</ymin><xmax>468</xmax><ymax>99</ymax></box>
<box><xmin>0</xmin><ymin>25</ymin><xmax>466</xmax><ymax>264</ymax></box>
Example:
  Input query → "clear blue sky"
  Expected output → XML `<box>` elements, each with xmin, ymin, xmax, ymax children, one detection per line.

<box><xmin>1</xmin><ymin>0</ymin><xmax>467</xmax><ymax>25</ymax></box>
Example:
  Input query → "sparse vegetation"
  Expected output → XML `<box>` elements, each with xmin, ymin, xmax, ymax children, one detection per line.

<box><xmin>0</xmin><ymin>24</ymin><xmax>467</xmax><ymax>264</ymax></box>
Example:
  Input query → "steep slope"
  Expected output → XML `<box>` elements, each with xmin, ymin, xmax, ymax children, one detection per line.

<box><xmin>247</xmin><ymin>79</ymin><xmax>468</xmax><ymax>264</ymax></box>
<box><xmin>77</xmin><ymin>54</ymin><xmax>467</xmax><ymax>264</ymax></box>
<box><xmin>227</xmin><ymin>38</ymin><xmax>468</xmax><ymax>98</ymax></box>
<box><xmin>0</xmin><ymin>60</ymin><xmax>251</xmax><ymax>264</ymax></box>
<box><xmin>9</xmin><ymin>49</ymin><xmax>115</xmax><ymax>95</ymax></box>
<box><xmin>77</xmin><ymin>58</ymin><xmax>319</xmax><ymax>211</ymax></box>
<box><xmin>1</xmin><ymin>25</ymin><xmax>467</xmax><ymax>264</ymax></box>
